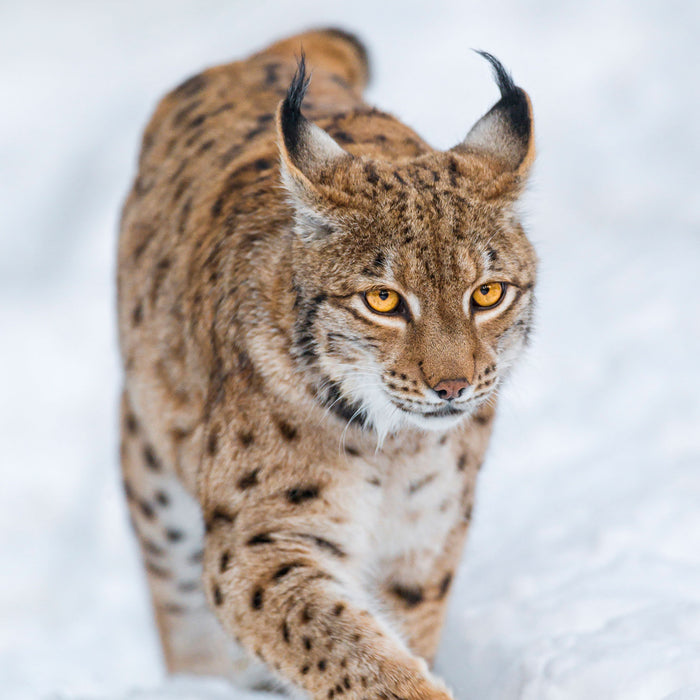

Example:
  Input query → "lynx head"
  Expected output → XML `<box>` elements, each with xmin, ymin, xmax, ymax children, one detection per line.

<box><xmin>277</xmin><ymin>54</ymin><xmax>537</xmax><ymax>440</ymax></box>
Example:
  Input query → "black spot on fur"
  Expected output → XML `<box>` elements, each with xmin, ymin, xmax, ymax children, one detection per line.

<box><xmin>344</xmin><ymin>445</ymin><xmax>360</xmax><ymax>457</ymax></box>
<box><xmin>264</xmin><ymin>63</ymin><xmax>280</xmax><ymax>86</ymax></box>
<box><xmin>142</xmin><ymin>539</ymin><xmax>165</xmax><ymax>556</ymax></box>
<box><xmin>390</xmin><ymin>583</ymin><xmax>424</xmax><ymax>608</ymax></box>
<box><xmin>457</xmin><ymin>454</ymin><xmax>468</xmax><ymax>471</ymax></box>
<box><xmin>155</xmin><ymin>490</ymin><xmax>169</xmax><ymax>507</ymax></box>
<box><xmin>146</xmin><ymin>561</ymin><xmax>170</xmax><ymax>579</ymax></box>
<box><xmin>139</xmin><ymin>499</ymin><xmax>155</xmax><ymax>520</ymax></box>
<box><xmin>172</xmin><ymin>100</ymin><xmax>202</xmax><ymax>128</ymax></box>
<box><xmin>206</xmin><ymin>507</ymin><xmax>237</xmax><ymax>532</ymax></box>
<box><xmin>251</xmin><ymin>587</ymin><xmax>264</xmax><ymax>610</ymax></box>
<box><xmin>317</xmin><ymin>659</ymin><xmax>327</xmax><ymax>672</ymax></box>
<box><xmin>238</xmin><ymin>430</ymin><xmax>254</xmax><ymax>447</ymax></box>
<box><xmin>244</xmin><ymin>124</ymin><xmax>267</xmax><ymax>141</ymax></box>
<box><xmin>277</xmin><ymin>420</ymin><xmax>298</xmax><ymax>441</ymax></box>
<box><xmin>333</xmin><ymin>603</ymin><xmax>345</xmax><ymax>616</ymax></box>
<box><xmin>206</xmin><ymin>426</ymin><xmax>219</xmax><ymax>455</ymax></box>
<box><xmin>282</xmin><ymin>620</ymin><xmax>291</xmax><ymax>643</ymax></box>
<box><xmin>301</xmin><ymin>664</ymin><xmax>310</xmax><ymax>675</ymax></box>
<box><xmin>211</xmin><ymin>196</ymin><xmax>224</xmax><ymax>219</ymax></box>
<box><xmin>199</xmin><ymin>138</ymin><xmax>216</xmax><ymax>153</ymax></box>
<box><xmin>219</xmin><ymin>143</ymin><xmax>242</xmax><ymax>167</ymax></box>
<box><xmin>287</xmin><ymin>485</ymin><xmax>320</xmax><ymax>504</ymax></box>
<box><xmin>301</xmin><ymin>605</ymin><xmax>313</xmax><ymax>623</ymax></box>
<box><xmin>253</xmin><ymin>157</ymin><xmax>272</xmax><ymax>171</ymax></box>
<box><xmin>166</xmin><ymin>529</ymin><xmax>184</xmax><ymax>543</ymax></box>
<box><xmin>172</xmin><ymin>177</ymin><xmax>191</xmax><ymax>203</ymax></box>
<box><xmin>132</xmin><ymin>301</ymin><xmax>143</xmax><ymax>326</ymax></box>
<box><xmin>364</xmin><ymin>162</ymin><xmax>379</xmax><ymax>185</ymax></box>
<box><xmin>189</xmin><ymin>549</ymin><xmax>204</xmax><ymax>564</ymax></box>
<box><xmin>438</xmin><ymin>572</ymin><xmax>453</xmax><ymax>599</ymax></box>
<box><xmin>177</xmin><ymin>197</ymin><xmax>192</xmax><ymax>235</ymax></box>
<box><xmin>332</xmin><ymin>130</ymin><xmax>355</xmax><ymax>144</ymax></box>
<box><xmin>143</xmin><ymin>445</ymin><xmax>160</xmax><ymax>471</ymax></box>
<box><xmin>125</xmin><ymin>413</ymin><xmax>138</xmax><ymax>434</ymax></box>
<box><xmin>237</xmin><ymin>468</ymin><xmax>260</xmax><ymax>490</ymax></box>
<box><xmin>393</xmin><ymin>170</ymin><xmax>406</xmax><ymax>185</ymax></box>
<box><xmin>173</xmin><ymin>73</ymin><xmax>207</xmax><ymax>99</ymax></box>
<box><xmin>408</xmin><ymin>472</ymin><xmax>437</xmax><ymax>495</ymax></box>
<box><xmin>303</xmin><ymin>636</ymin><xmax>313</xmax><ymax>651</ymax></box>
<box><xmin>474</xmin><ymin>412</ymin><xmax>490</xmax><ymax>425</ymax></box>
<box><xmin>273</xmin><ymin>562</ymin><xmax>304</xmax><ymax>580</ymax></box>
<box><xmin>447</xmin><ymin>156</ymin><xmax>460</xmax><ymax>187</ymax></box>
<box><xmin>161</xmin><ymin>603</ymin><xmax>187</xmax><ymax>616</ymax></box>
<box><xmin>209</xmin><ymin>102</ymin><xmax>234</xmax><ymax>117</ymax></box>
<box><xmin>296</xmin><ymin>533</ymin><xmax>346</xmax><ymax>558</ymax></box>
<box><xmin>247</xmin><ymin>532</ymin><xmax>273</xmax><ymax>546</ymax></box>
<box><xmin>187</xmin><ymin>114</ymin><xmax>206</xmax><ymax>130</ymax></box>
<box><xmin>177</xmin><ymin>580</ymin><xmax>199</xmax><ymax>592</ymax></box>
<box><xmin>294</xmin><ymin>292</ymin><xmax>327</xmax><ymax>366</ymax></box>
<box><xmin>213</xmin><ymin>584</ymin><xmax>223</xmax><ymax>605</ymax></box>
<box><xmin>123</xmin><ymin>480</ymin><xmax>135</xmax><ymax>501</ymax></box>
<box><xmin>220</xmin><ymin>550</ymin><xmax>231</xmax><ymax>573</ymax></box>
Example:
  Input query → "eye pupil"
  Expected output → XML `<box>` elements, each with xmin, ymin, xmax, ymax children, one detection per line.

<box><xmin>379</xmin><ymin>290</ymin><xmax>389</xmax><ymax>300</ymax></box>
<box><xmin>481</xmin><ymin>285</ymin><xmax>491</xmax><ymax>295</ymax></box>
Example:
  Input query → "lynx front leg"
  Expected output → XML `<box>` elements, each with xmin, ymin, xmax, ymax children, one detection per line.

<box><xmin>379</xmin><ymin>518</ymin><xmax>471</xmax><ymax>665</ymax></box>
<box><xmin>203</xmin><ymin>521</ymin><xmax>452</xmax><ymax>699</ymax></box>
<box><xmin>200</xmin><ymin>462</ymin><xmax>454</xmax><ymax>698</ymax></box>
<box><xmin>119</xmin><ymin>391</ymin><xmax>253</xmax><ymax>680</ymax></box>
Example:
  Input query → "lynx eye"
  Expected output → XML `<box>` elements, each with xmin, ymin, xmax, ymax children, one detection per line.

<box><xmin>472</xmin><ymin>282</ymin><xmax>506</xmax><ymax>309</ymax></box>
<box><xmin>364</xmin><ymin>289</ymin><xmax>402</xmax><ymax>314</ymax></box>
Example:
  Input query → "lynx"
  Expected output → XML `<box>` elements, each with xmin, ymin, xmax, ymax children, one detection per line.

<box><xmin>117</xmin><ymin>28</ymin><xmax>537</xmax><ymax>699</ymax></box>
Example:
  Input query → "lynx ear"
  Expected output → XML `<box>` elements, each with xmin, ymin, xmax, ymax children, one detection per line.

<box><xmin>455</xmin><ymin>52</ymin><xmax>535</xmax><ymax>176</ymax></box>
<box><xmin>277</xmin><ymin>55</ymin><xmax>350</xmax><ymax>201</ymax></box>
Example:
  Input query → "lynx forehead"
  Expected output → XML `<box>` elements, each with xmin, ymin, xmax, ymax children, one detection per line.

<box><xmin>117</xmin><ymin>28</ymin><xmax>536</xmax><ymax>699</ymax></box>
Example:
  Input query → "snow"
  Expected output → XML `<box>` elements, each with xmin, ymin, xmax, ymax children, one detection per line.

<box><xmin>1</xmin><ymin>0</ymin><xmax>699</xmax><ymax>698</ymax></box>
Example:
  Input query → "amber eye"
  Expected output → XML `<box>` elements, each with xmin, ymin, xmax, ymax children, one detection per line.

<box><xmin>364</xmin><ymin>289</ymin><xmax>402</xmax><ymax>314</ymax></box>
<box><xmin>471</xmin><ymin>282</ymin><xmax>506</xmax><ymax>309</ymax></box>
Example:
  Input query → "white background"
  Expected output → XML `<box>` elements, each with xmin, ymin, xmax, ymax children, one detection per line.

<box><xmin>1</xmin><ymin>1</ymin><xmax>699</xmax><ymax>698</ymax></box>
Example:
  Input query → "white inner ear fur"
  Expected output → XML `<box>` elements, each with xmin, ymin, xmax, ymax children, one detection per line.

<box><xmin>278</xmin><ymin>121</ymin><xmax>349</xmax><ymax>241</ymax></box>
<box><xmin>300</xmin><ymin>121</ymin><xmax>347</xmax><ymax>163</ymax></box>
<box><xmin>462</xmin><ymin>111</ymin><xmax>525</xmax><ymax>169</ymax></box>
<box><xmin>279</xmin><ymin>164</ymin><xmax>336</xmax><ymax>242</ymax></box>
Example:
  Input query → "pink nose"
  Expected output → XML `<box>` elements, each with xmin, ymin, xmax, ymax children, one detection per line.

<box><xmin>432</xmin><ymin>378</ymin><xmax>469</xmax><ymax>401</ymax></box>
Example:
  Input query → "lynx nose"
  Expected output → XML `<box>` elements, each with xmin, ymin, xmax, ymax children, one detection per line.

<box><xmin>432</xmin><ymin>378</ymin><xmax>470</xmax><ymax>401</ymax></box>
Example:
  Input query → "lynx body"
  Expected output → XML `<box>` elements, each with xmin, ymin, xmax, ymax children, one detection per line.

<box><xmin>117</xmin><ymin>28</ymin><xmax>536</xmax><ymax>698</ymax></box>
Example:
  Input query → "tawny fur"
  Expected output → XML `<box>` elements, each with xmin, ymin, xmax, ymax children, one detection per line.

<box><xmin>117</xmin><ymin>28</ymin><xmax>537</xmax><ymax>699</ymax></box>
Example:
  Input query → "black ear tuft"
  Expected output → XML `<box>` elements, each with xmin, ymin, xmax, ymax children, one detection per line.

<box><xmin>473</xmin><ymin>50</ymin><xmax>530</xmax><ymax>140</ymax></box>
<box><xmin>280</xmin><ymin>53</ymin><xmax>311</xmax><ymax>157</ymax></box>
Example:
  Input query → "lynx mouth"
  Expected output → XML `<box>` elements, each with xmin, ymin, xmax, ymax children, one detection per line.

<box><xmin>419</xmin><ymin>405</ymin><xmax>467</xmax><ymax>418</ymax></box>
<box><xmin>391</xmin><ymin>401</ymin><xmax>468</xmax><ymax>419</ymax></box>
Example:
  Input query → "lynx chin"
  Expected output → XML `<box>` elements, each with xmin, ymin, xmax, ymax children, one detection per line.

<box><xmin>117</xmin><ymin>27</ymin><xmax>537</xmax><ymax>699</ymax></box>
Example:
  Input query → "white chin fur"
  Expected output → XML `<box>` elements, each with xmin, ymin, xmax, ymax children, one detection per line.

<box><xmin>401</xmin><ymin>408</ymin><xmax>471</xmax><ymax>432</ymax></box>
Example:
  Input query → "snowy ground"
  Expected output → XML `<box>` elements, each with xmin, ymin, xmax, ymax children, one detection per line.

<box><xmin>1</xmin><ymin>1</ymin><xmax>699</xmax><ymax>698</ymax></box>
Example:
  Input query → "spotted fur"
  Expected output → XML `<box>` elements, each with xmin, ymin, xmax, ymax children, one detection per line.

<box><xmin>118</xmin><ymin>27</ymin><xmax>537</xmax><ymax>699</ymax></box>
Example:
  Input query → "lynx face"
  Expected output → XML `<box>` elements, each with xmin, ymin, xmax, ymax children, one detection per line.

<box><xmin>282</xmin><ymin>58</ymin><xmax>537</xmax><ymax>438</ymax></box>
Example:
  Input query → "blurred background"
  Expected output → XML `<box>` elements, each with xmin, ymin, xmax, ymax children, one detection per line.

<box><xmin>1</xmin><ymin>1</ymin><xmax>699</xmax><ymax>698</ymax></box>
